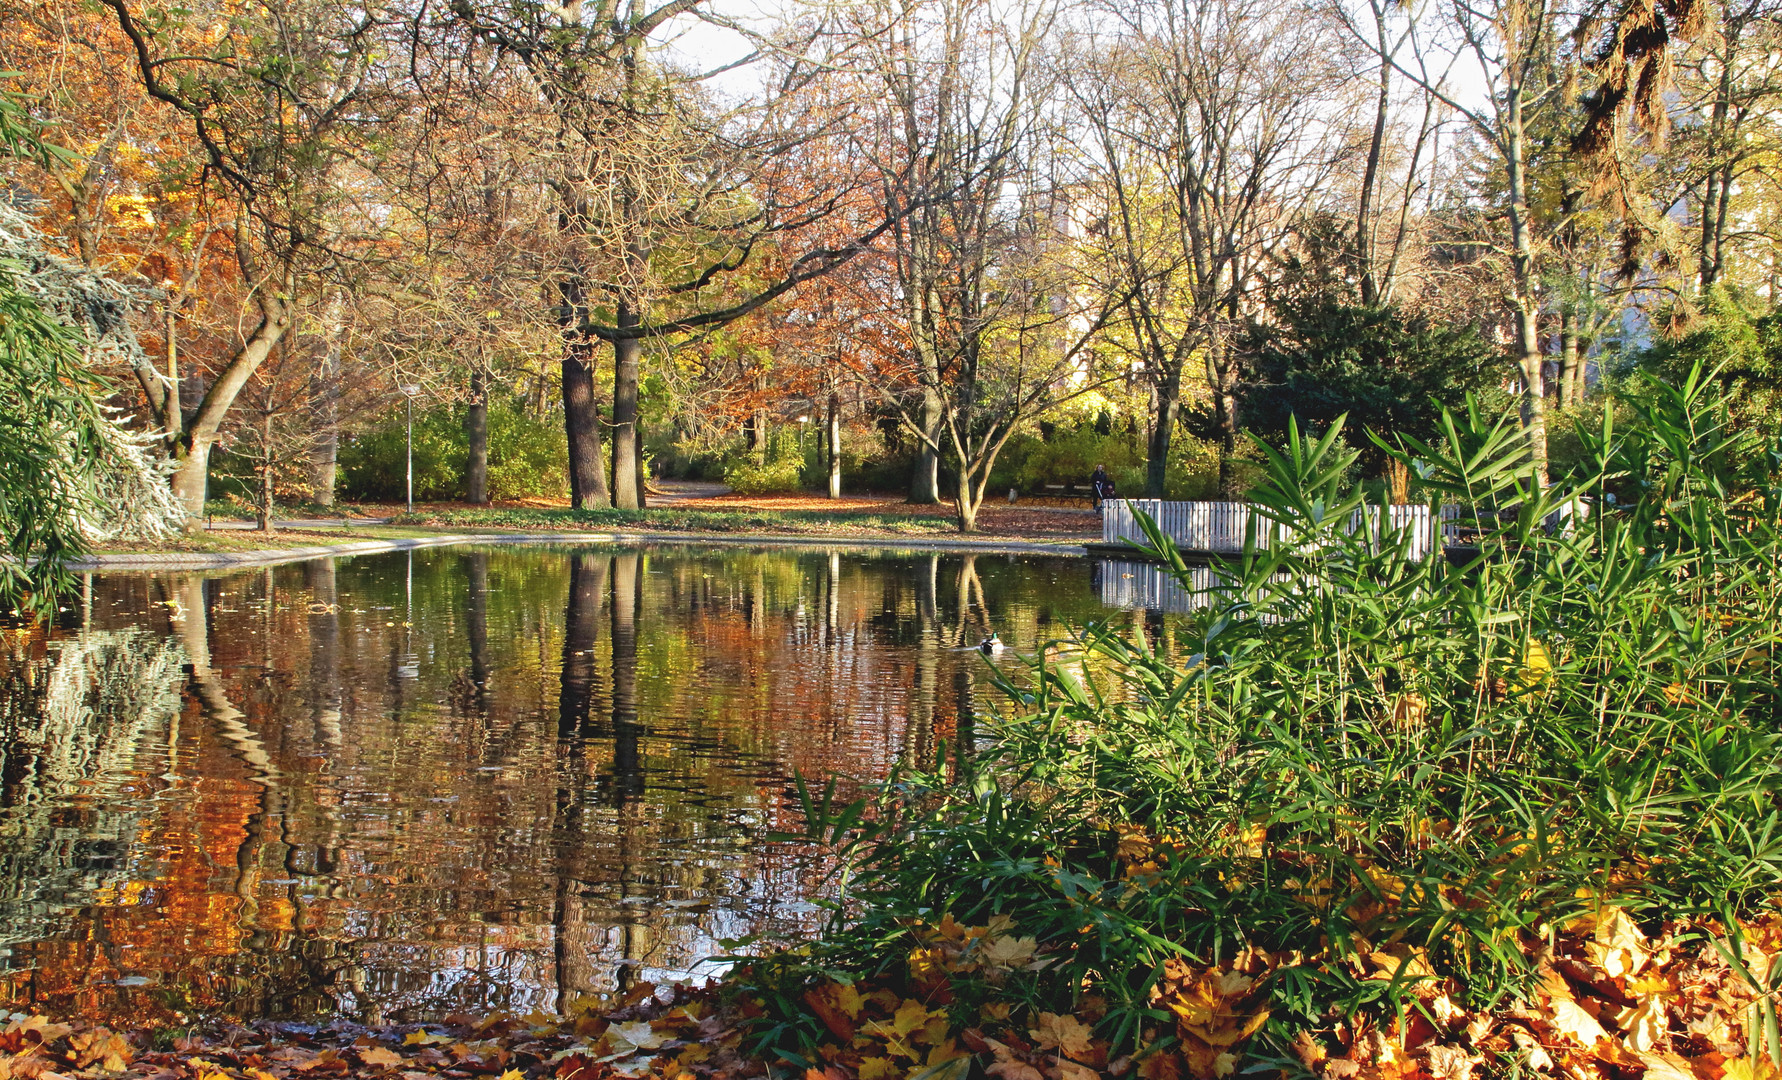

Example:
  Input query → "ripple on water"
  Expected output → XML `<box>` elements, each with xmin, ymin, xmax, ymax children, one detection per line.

<box><xmin>0</xmin><ymin>544</ymin><xmax>1180</xmax><ymax>1023</ymax></box>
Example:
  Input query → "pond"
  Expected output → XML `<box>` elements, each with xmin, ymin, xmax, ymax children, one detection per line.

<box><xmin>0</xmin><ymin>544</ymin><xmax>1170</xmax><ymax>1025</ymax></box>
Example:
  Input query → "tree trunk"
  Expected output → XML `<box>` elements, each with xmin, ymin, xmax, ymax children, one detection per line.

<box><xmin>170</xmin><ymin>285</ymin><xmax>294</xmax><ymax>531</ymax></box>
<box><xmin>562</xmin><ymin>345</ymin><xmax>610</xmax><ymax>509</ymax></box>
<box><xmin>1559</xmin><ymin>308</ymin><xmax>1582</xmax><ymax>409</ymax></box>
<box><xmin>310</xmin><ymin>416</ymin><xmax>338</xmax><ymax>507</ymax></box>
<box><xmin>910</xmin><ymin>386</ymin><xmax>943</xmax><ymax>504</ymax></box>
<box><xmin>309</xmin><ymin>291</ymin><xmax>344</xmax><ymax>508</ymax></box>
<box><xmin>1700</xmin><ymin>56</ymin><xmax>1735</xmax><ymax>294</ymax></box>
<box><xmin>163</xmin><ymin>301</ymin><xmax>182</xmax><ymax>442</ymax></box>
<box><xmin>1206</xmin><ymin>337</ymin><xmax>1243</xmax><ymax>497</ymax></box>
<box><xmin>611</xmin><ymin>300</ymin><xmax>642</xmax><ymax>510</ymax></box>
<box><xmin>827</xmin><ymin>390</ymin><xmax>842</xmax><ymax>499</ymax></box>
<box><xmin>258</xmin><ymin>413</ymin><xmax>276</xmax><ymax>534</ymax></box>
<box><xmin>635</xmin><ymin>438</ymin><xmax>648</xmax><ymax>509</ymax></box>
<box><xmin>466</xmin><ymin>367</ymin><xmax>489</xmax><ymax>504</ymax></box>
<box><xmin>749</xmin><ymin>379</ymin><xmax>768</xmax><ymax>466</ymax></box>
<box><xmin>1504</xmin><ymin>94</ymin><xmax>1550</xmax><ymax>488</ymax></box>
<box><xmin>1356</xmin><ymin>10</ymin><xmax>1392</xmax><ymax>307</ymax></box>
<box><xmin>954</xmin><ymin>484</ymin><xmax>980</xmax><ymax>533</ymax></box>
<box><xmin>1146</xmin><ymin>365</ymin><xmax>1182</xmax><ymax>497</ymax></box>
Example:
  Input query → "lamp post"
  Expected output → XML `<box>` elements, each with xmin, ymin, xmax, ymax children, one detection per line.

<box><xmin>796</xmin><ymin>414</ymin><xmax>810</xmax><ymax>454</ymax></box>
<box><xmin>400</xmin><ymin>384</ymin><xmax>421</xmax><ymax>513</ymax></box>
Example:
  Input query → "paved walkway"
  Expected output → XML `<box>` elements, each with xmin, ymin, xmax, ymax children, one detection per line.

<box><xmin>647</xmin><ymin>480</ymin><xmax>732</xmax><ymax>504</ymax></box>
<box><xmin>73</xmin><ymin>529</ymin><xmax>1088</xmax><ymax>572</ymax></box>
<box><xmin>208</xmin><ymin>516</ymin><xmax>393</xmax><ymax>530</ymax></box>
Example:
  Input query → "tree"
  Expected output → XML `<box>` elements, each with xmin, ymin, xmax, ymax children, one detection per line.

<box><xmin>423</xmin><ymin>2</ymin><xmax>898</xmax><ymax>511</ymax></box>
<box><xmin>1378</xmin><ymin>0</ymin><xmax>1579</xmax><ymax>485</ymax></box>
<box><xmin>100</xmin><ymin>0</ymin><xmax>402</xmax><ymax>526</ymax></box>
<box><xmin>1672</xmin><ymin>0</ymin><xmax>1782</xmax><ymax>296</ymax></box>
<box><xmin>1237</xmin><ymin>298</ymin><xmax>1499</xmax><ymax>500</ymax></box>
<box><xmin>1069</xmin><ymin>0</ymin><xmax>1351</xmax><ymax>496</ymax></box>
<box><xmin>0</xmin><ymin>90</ymin><xmax>181</xmax><ymax>608</ymax></box>
<box><xmin>1640</xmin><ymin>288</ymin><xmax>1782</xmax><ymax>440</ymax></box>
<box><xmin>844</xmin><ymin>0</ymin><xmax>1116</xmax><ymax>531</ymax></box>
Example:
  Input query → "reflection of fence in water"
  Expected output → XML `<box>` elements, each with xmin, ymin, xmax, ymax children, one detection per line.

<box><xmin>1095</xmin><ymin>558</ymin><xmax>1228</xmax><ymax>614</ymax></box>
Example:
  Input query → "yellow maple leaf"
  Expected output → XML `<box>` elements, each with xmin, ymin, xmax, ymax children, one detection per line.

<box><xmin>858</xmin><ymin>1056</ymin><xmax>901</xmax><ymax>1080</ymax></box>
<box><xmin>1185</xmin><ymin>1007</ymin><xmax>1269</xmax><ymax>1048</ymax></box>
<box><xmin>925</xmin><ymin>1039</ymin><xmax>967</xmax><ymax>1066</ymax></box>
<box><xmin>981</xmin><ymin>936</ymin><xmax>1040</xmax><ymax>969</ymax></box>
<box><xmin>1724</xmin><ymin>1060</ymin><xmax>1782</xmax><ymax>1080</ymax></box>
<box><xmin>1029</xmin><ymin>1013</ymin><xmax>1095</xmax><ymax>1062</ymax></box>
<box><xmin>356</xmin><ymin>1047</ymin><xmax>403</xmax><ymax>1069</ymax></box>
<box><xmin>1539</xmin><ymin>969</ymin><xmax>1611</xmax><ymax>1049</ymax></box>
<box><xmin>917</xmin><ymin>1016</ymin><xmax>950</xmax><ymax>1048</ymax></box>
<box><xmin>1615</xmin><ymin>996</ymin><xmax>1667</xmax><ymax>1053</ymax></box>
<box><xmin>832</xmin><ymin>983</ymin><xmax>865</xmax><ymax>1020</ymax></box>
<box><xmin>893</xmin><ymin>1000</ymin><xmax>936</xmax><ymax>1037</ymax></box>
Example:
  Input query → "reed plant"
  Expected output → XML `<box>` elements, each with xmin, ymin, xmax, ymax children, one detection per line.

<box><xmin>736</xmin><ymin>365</ymin><xmax>1782</xmax><ymax>1076</ymax></box>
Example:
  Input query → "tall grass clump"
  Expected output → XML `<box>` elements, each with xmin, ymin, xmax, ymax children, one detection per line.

<box><xmin>731</xmin><ymin>366</ymin><xmax>1782</xmax><ymax>1080</ymax></box>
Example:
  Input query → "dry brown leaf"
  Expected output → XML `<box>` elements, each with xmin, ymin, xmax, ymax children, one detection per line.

<box><xmin>981</xmin><ymin>937</ymin><xmax>1040</xmax><ymax>970</ymax></box>
<box><xmin>356</xmin><ymin>1048</ymin><xmax>403</xmax><ymax>1070</ymax></box>
<box><xmin>1635</xmin><ymin>1053</ymin><xmax>1696</xmax><ymax>1080</ymax></box>
<box><xmin>1425</xmin><ymin>1045</ymin><xmax>1478</xmax><ymax>1080</ymax></box>
<box><xmin>1584</xmin><ymin>909</ymin><xmax>1651</xmax><ymax>980</ymax></box>
<box><xmin>1029</xmin><ymin>1015</ymin><xmax>1094</xmax><ymax>1063</ymax></box>
<box><xmin>1292</xmin><ymin>1031</ymin><xmax>1327</xmax><ymax>1070</ymax></box>
<box><xmin>1053</xmin><ymin>1060</ymin><xmax>1099</xmax><ymax>1080</ymax></box>
<box><xmin>1540</xmin><ymin>969</ymin><xmax>1612</xmax><ymax>1050</ymax></box>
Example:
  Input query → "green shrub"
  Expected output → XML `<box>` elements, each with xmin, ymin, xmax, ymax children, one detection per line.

<box><xmin>723</xmin><ymin>455</ymin><xmax>805</xmax><ymax>495</ymax></box>
<box><xmin>338</xmin><ymin>396</ymin><xmax>566</xmax><ymax>502</ymax></box>
<box><xmin>1015</xmin><ymin>425</ymin><xmax>1143</xmax><ymax>491</ymax></box>
<box><xmin>483</xmin><ymin>396</ymin><xmax>568</xmax><ymax>500</ymax></box>
<box><xmin>339</xmin><ymin>406</ymin><xmax>466</xmax><ymax>502</ymax></box>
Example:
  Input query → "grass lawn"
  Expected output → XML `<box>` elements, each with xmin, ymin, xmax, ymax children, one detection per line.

<box><xmin>392</xmin><ymin>500</ymin><xmax>1099</xmax><ymax>541</ymax></box>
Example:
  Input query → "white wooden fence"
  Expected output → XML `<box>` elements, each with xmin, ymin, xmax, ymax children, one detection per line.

<box><xmin>1439</xmin><ymin>500</ymin><xmax>1591</xmax><ymax>546</ymax></box>
<box><xmin>1103</xmin><ymin>500</ymin><xmax>1438</xmax><ymax>561</ymax></box>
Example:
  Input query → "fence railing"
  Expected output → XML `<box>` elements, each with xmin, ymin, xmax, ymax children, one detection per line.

<box><xmin>1102</xmin><ymin>499</ymin><xmax>1438</xmax><ymax>561</ymax></box>
<box><xmin>1104</xmin><ymin>498</ymin><xmax>1593</xmax><ymax>561</ymax></box>
<box><xmin>1438</xmin><ymin>500</ymin><xmax>1590</xmax><ymax>545</ymax></box>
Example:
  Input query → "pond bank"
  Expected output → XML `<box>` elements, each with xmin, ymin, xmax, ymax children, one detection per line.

<box><xmin>73</xmin><ymin>527</ymin><xmax>1089</xmax><ymax>570</ymax></box>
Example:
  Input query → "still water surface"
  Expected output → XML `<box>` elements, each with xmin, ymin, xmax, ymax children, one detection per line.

<box><xmin>0</xmin><ymin>545</ymin><xmax>1153</xmax><ymax>1024</ymax></box>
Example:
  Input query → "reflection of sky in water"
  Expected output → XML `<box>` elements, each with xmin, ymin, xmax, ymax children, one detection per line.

<box><xmin>0</xmin><ymin>545</ymin><xmax>1143</xmax><ymax>1024</ymax></box>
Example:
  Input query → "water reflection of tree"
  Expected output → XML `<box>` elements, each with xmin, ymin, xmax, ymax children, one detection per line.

<box><xmin>1</xmin><ymin>548</ymin><xmax>1122</xmax><ymax>1022</ymax></box>
<box><xmin>0</xmin><ymin>625</ymin><xmax>186</xmax><ymax>954</ymax></box>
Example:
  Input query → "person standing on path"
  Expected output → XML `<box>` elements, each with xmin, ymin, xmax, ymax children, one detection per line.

<box><xmin>1090</xmin><ymin>464</ymin><xmax>1110</xmax><ymax>511</ymax></box>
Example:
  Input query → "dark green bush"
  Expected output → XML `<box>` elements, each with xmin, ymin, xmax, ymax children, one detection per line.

<box><xmin>338</xmin><ymin>396</ymin><xmax>566</xmax><ymax>502</ymax></box>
